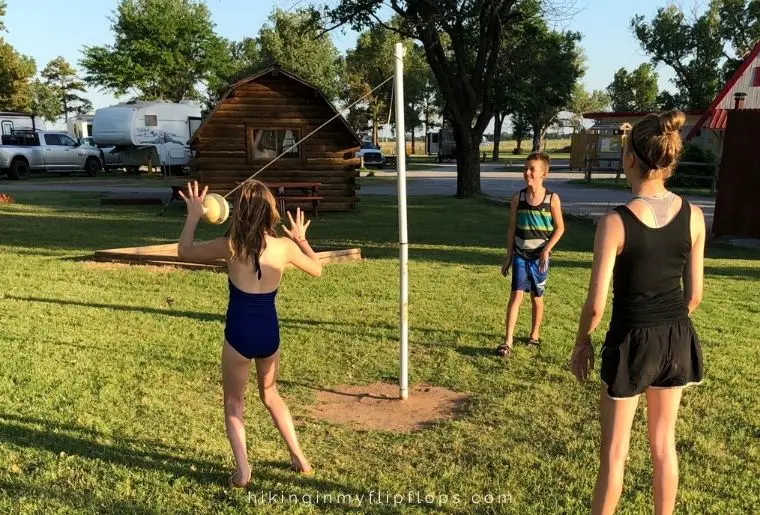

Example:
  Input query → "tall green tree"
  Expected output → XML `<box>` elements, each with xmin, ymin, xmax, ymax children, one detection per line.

<box><xmin>343</xmin><ymin>23</ymin><xmax>399</xmax><ymax>144</ymax></box>
<box><xmin>0</xmin><ymin>0</ymin><xmax>6</xmax><ymax>32</ymax></box>
<box><xmin>41</xmin><ymin>57</ymin><xmax>92</xmax><ymax>121</ymax></box>
<box><xmin>509</xmin><ymin>26</ymin><xmax>584</xmax><ymax>152</ymax></box>
<box><xmin>318</xmin><ymin>0</ymin><xmax>541</xmax><ymax>198</ymax></box>
<box><xmin>606</xmin><ymin>63</ymin><xmax>659</xmax><ymax>112</ymax></box>
<box><xmin>714</xmin><ymin>0</ymin><xmax>760</xmax><ymax>80</ymax></box>
<box><xmin>511</xmin><ymin>113</ymin><xmax>531</xmax><ymax>154</ymax></box>
<box><xmin>567</xmin><ymin>84</ymin><xmax>609</xmax><ymax>132</ymax></box>
<box><xmin>29</xmin><ymin>79</ymin><xmax>60</xmax><ymax>122</ymax></box>
<box><xmin>632</xmin><ymin>4</ymin><xmax>725</xmax><ymax>110</ymax></box>
<box><xmin>257</xmin><ymin>9</ymin><xmax>342</xmax><ymax>101</ymax></box>
<box><xmin>80</xmin><ymin>0</ymin><xmax>228</xmax><ymax>102</ymax></box>
<box><xmin>0</xmin><ymin>39</ymin><xmax>36</xmax><ymax>112</ymax></box>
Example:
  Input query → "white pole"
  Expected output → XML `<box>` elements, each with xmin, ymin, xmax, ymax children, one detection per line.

<box><xmin>394</xmin><ymin>42</ymin><xmax>409</xmax><ymax>401</ymax></box>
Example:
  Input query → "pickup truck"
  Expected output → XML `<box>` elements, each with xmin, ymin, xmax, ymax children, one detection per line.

<box><xmin>0</xmin><ymin>130</ymin><xmax>103</xmax><ymax>180</ymax></box>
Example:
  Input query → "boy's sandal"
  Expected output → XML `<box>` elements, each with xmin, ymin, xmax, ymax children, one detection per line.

<box><xmin>228</xmin><ymin>471</ymin><xmax>248</xmax><ymax>489</ymax></box>
<box><xmin>496</xmin><ymin>343</ymin><xmax>513</xmax><ymax>358</ymax></box>
<box><xmin>528</xmin><ymin>338</ymin><xmax>541</xmax><ymax>347</ymax></box>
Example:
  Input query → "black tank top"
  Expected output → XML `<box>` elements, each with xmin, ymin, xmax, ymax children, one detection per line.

<box><xmin>610</xmin><ymin>198</ymin><xmax>691</xmax><ymax>329</ymax></box>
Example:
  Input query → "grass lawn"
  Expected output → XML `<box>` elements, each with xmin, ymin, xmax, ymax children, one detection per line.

<box><xmin>0</xmin><ymin>192</ymin><xmax>758</xmax><ymax>513</ymax></box>
<box><xmin>568</xmin><ymin>178</ymin><xmax>715</xmax><ymax>198</ymax></box>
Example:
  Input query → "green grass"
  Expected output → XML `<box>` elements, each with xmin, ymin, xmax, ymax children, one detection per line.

<box><xmin>568</xmin><ymin>178</ymin><xmax>715</xmax><ymax>198</ymax></box>
<box><xmin>0</xmin><ymin>193</ymin><xmax>758</xmax><ymax>513</ymax></box>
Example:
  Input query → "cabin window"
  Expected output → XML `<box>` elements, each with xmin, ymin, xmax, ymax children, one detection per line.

<box><xmin>247</xmin><ymin>128</ymin><xmax>301</xmax><ymax>161</ymax></box>
<box><xmin>1</xmin><ymin>121</ymin><xmax>13</xmax><ymax>135</ymax></box>
<box><xmin>145</xmin><ymin>115</ymin><xmax>158</xmax><ymax>127</ymax></box>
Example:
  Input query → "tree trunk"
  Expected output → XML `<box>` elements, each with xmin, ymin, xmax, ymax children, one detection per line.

<box><xmin>492</xmin><ymin>112</ymin><xmax>504</xmax><ymax>161</ymax></box>
<box><xmin>531</xmin><ymin>123</ymin><xmax>542</xmax><ymax>152</ymax></box>
<box><xmin>424</xmin><ymin>109</ymin><xmax>430</xmax><ymax>154</ymax></box>
<box><xmin>372</xmin><ymin>119</ymin><xmax>379</xmax><ymax>147</ymax></box>
<box><xmin>452</xmin><ymin>123</ymin><xmax>481</xmax><ymax>197</ymax></box>
<box><xmin>411</xmin><ymin>128</ymin><xmax>416</xmax><ymax>156</ymax></box>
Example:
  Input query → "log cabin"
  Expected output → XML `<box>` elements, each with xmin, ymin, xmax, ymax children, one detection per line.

<box><xmin>189</xmin><ymin>67</ymin><xmax>362</xmax><ymax>212</ymax></box>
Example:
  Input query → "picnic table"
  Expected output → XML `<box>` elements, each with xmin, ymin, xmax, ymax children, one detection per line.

<box><xmin>264</xmin><ymin>182</ymin><xmax>323</xmax><ymax>219</ymax></box>
<box><xmin>160</xmin><ymin>181</ymin><xmax>323</xmax><ymax>219</ymax></box>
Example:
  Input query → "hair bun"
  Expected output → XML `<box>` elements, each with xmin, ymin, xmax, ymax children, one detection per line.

<box><xmin>658</xmin><ymin>110</ymin><xmax>686</xmax><ymax>135</ymax></box>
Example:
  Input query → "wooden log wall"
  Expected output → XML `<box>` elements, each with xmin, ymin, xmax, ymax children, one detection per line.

<box><xmin>191</xmin><ymin>74</ymin><xmax>361</xmax><ymax>212</ymax></box>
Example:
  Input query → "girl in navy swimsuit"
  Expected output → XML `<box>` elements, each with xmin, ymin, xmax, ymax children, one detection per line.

<box><xmin>571</xmin><ymin>111</ymin><xmax>706</xmax><ymax>515</ymax></box>
<box><xmin>178</xmin><ymin>180</ymin><xmax>322</xmax><ymax>488</ymax></box>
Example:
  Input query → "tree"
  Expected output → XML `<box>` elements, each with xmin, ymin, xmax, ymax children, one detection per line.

<box><xmin>509</xmin><ymin>26</ymin><xmax>584</xmax><ymax>152</ymax></box>
<box><xmin>400</xmin><ymin>43</ymin><xmax>430</xmax><ymax>154</ymax></box>
<box><xmin>714</xmin><ymin>0</ymin><xmax>760</xmax><ymax>80</ymax></box>
<box><xmin>343</xmin><ymin>24</ymin><xmax>399</xmax><ymax>144</ymax></box>
<box><xmin>606</xmin><ymin>63</ymin><xmax>659</xmax><ymax>112</ymax></box>
<box><xmin>318</xmin><ymin>0</ymin><xmax>541</xmax><ymax>198</ymax></box>
<box><xmin>205</xmin><ymin>37</ymin><xmax>261</xmax><ymax>110</ymax></box>
<box><xmin>80</xmin><ymin>0</ymin><xmax>228</xmax><ymax>102</ymax></box>
<box><xmin>29</xmin><ymin>80</ymin><xmax>60</xmax><ymax>121</ymax></box>
<box><xmin>632</xmin><ymin>4</ymin><xmax>724</xmax><ymax>110</ymax></box>
<box><xmin>0</xmin><ymin>39</ymin><xmax>36</xmax><ymax>112</ymax></box>
<box><xmin>567</xmin><ymin>84</ymin><xmax>609</xmax><ymax>132</ymax></box>
<box><xmin>511</xmin><ymin>113</ymin><xmax>531</xmax><ymax>154</ymax></box>
<box><xmin>258</xmin><ymin>9</ymin><xmax>343</xmax><ymax>101</ymax></box>
<box><xmin>0</xmin><ymin>0</ymin><xmax>6</xmax><ymax>32</ymax></box>
<box><xmin>489</xmin><ymin>19</ymin><xmax>538</xmax><ymax>161</ymax></box>
<box><xmin>41</xmin><ymin>57</ymin><xmax>92</xmax><ymax>121</ymax></box>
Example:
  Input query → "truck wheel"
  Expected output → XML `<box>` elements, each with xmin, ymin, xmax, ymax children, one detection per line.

<box><xmin>7</xmin><ymin>158</ymin><xmax>30</xmax><ymax>180</ymax></box>
<box><xmin>85</xmin><ymin>158</ymin><xmax>102</xmax><ymax>177</ymax></box>
<box><xmin>169</xmin><ymin>165</ymin><xmax>185</xmax><ymax>176</ymax></box>
<box><xmin>127</xmin><ymin>166</ymin><xmax>140</xmax><ymax>176</ymax></box>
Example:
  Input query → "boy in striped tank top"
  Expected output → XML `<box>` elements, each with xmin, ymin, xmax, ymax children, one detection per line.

<box><xmin>498</xmin><ymin>153</ymin><xmax>565</xmax><ymax>358</ymax></box>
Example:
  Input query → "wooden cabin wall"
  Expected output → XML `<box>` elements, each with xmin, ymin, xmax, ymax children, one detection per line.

<box><xmin>191</xmin><ymin>75</ymin><xmax>360</xmax><ymax>212</ymax></box>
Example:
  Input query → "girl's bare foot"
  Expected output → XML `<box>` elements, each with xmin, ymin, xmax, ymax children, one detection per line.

<box><xmin>291</xmin><ymin>455</ymin><xmax>313</xmax><ymax>475</ymax></box>
<box><xmin>229</xmin><ymin>464</ymin><xmax>251</xmax><ymax>488</ymax></box>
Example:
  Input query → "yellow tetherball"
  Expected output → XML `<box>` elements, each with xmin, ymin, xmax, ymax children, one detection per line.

<box><xmin>202</xmin><ymin>193</ymin><xmax>230</xmax><ymax>224</ymax></box>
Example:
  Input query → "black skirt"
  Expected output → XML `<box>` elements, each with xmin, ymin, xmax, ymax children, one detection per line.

<box><xmin>600</xmin><ymin>318</ymin><xmax>704</xmax><ymax>399</ymax></box>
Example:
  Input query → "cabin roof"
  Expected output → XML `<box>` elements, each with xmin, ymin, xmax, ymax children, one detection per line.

<box><xmin>190</xmin><ymin>66</ymin><xmax>361</xmax><ymax>146</ymax></box>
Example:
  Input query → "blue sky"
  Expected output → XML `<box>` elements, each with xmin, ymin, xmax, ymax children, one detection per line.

<box><xmin>3</xmin><ymin>0</ymin><xmax>681</xmax><ymax>124</ymax></box>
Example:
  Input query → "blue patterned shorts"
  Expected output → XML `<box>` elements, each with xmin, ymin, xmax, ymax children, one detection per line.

<box><xmin>511</xmin><ymin>253</ymin><xmax>549</xmax><ymax>297</ymax></box>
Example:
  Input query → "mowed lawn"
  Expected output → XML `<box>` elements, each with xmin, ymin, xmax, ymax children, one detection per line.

<box><xmin>0</xmin><ymin>192</ymin><xmax>758</xmax><ymax>514</ymax></box>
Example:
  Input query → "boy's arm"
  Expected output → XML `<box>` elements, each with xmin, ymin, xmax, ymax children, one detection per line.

<box><xmin>501</xmin><ymin>192</ymin><xmax>519</xmax><ymax>275</ymax></box>
<box><xmin>543</xmin><ymin>193</ymin><xmax>565</xmax><ymax>254</ymax></box>
<box><xmin>507</xmin><ymin>192</ymin><xmax>519</xmax><ymax>253</ymax></box>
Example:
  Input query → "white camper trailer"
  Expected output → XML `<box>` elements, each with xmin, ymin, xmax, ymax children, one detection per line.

<box><xmin>92</xmin><ymin>100</ymin><xmax>202</xmax><ymax>175</ymax></box>
<box><xmin>0</xmin><ymin>112</ymin><xmax>46</xmax><ymax>140</ymax></box>
<box><xmin>67</xmin><ymin>115</ymin><xmax>94</xmax><ymax>140</ymax></box>
<box><xmin>427</xmin><ymin>127</ymin><xmax>456</xmax><ymax>162</ymax></box>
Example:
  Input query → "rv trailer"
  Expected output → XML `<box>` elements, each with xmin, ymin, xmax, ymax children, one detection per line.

<box><xmin>92</xmin><ymin>100</ymin><xmax>202</xmax><ymax>175</ymax></box>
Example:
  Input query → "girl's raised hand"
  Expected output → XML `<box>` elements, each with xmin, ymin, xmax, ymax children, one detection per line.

<box><xmin>283</xmin><ymin>207</ymin><xmax>311</xmax><ymax>242</ymax></box>
<box><xmin>178</xmin><ymin>181</ymin><xmax>208</xmax><ymax>220</ymax></box>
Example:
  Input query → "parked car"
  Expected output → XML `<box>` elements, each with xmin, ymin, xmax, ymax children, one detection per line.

<box><xmin>79</xmin><ymin>136</ymin><xmax>122</xmax><ymax>171</ymax></box>
<box><xmin>355</xmin><ymin>141</ymin><xmax>385</xmax><ymax>169</ymax></box>
<box><xmin>0</xmin><ymin>130</ymin><xmax>103</xmax><ymax>180</ymax></box>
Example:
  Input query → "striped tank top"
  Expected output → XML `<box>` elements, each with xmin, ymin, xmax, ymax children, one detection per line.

<box><xmin>514</xmin><ymin>188</ymin><xmax>554</xmax><ymax>258</ymax></box>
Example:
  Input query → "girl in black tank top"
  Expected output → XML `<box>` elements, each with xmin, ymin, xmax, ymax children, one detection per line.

<box><xmin>569</xmin><ymin>111</ymin><xmax>706</xmax><ymax>515</ymax></box>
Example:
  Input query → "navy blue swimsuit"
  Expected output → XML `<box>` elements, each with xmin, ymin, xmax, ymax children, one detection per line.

<box><xmin>224</xmin><ymin>279</ymin><xmax>280</xmax><ymax>359</ymax></box>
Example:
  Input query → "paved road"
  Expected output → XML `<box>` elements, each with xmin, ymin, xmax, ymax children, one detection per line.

<box><xmin>361</xmin><ymin>166</ymin><xmax>716</xmax><ymax>227</ymax></box>
<box><xmin>1</xmin><ymin>164</ymin><xmax>715</xmax><ymax>227</ymax></box>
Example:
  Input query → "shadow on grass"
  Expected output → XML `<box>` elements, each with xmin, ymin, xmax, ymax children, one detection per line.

<box><xmin>0</xmin><ymin>412</ymin><xmax>379</xmax><ymax>509</ymax></box>
<box><xmin>0</xmin><ymin>194</ymin><xmax>599</xmax><ymax>261</ymax></box>
<box><xmin>5</xmin><ymin>296</ymin><xmax>501</xmax><ymax>342</ymax></box>
<box><xmin>704</xmin><ymin>265</ymin><xmax>760</xmax><ymax>281</ymax></box>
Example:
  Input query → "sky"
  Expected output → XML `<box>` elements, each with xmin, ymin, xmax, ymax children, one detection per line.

<box><xmin>2</xmin><ymin>0</ymin><xmax>684</xmax><ymax>130</ymax></box>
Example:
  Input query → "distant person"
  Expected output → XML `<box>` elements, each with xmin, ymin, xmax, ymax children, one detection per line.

<box><xmin>499</xmin><ymin>152</ymin><xmax>565</xmax><ymax>358</ymax></box>
<box><xmin>178</xmin><ymin>180</ymin><xmax>322</xmax><ymax>487</ymax></box>
<box><xmin>570</xmin><ymin>111</ymin><xmax>705</xmax><ymax>515</ymax></box>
